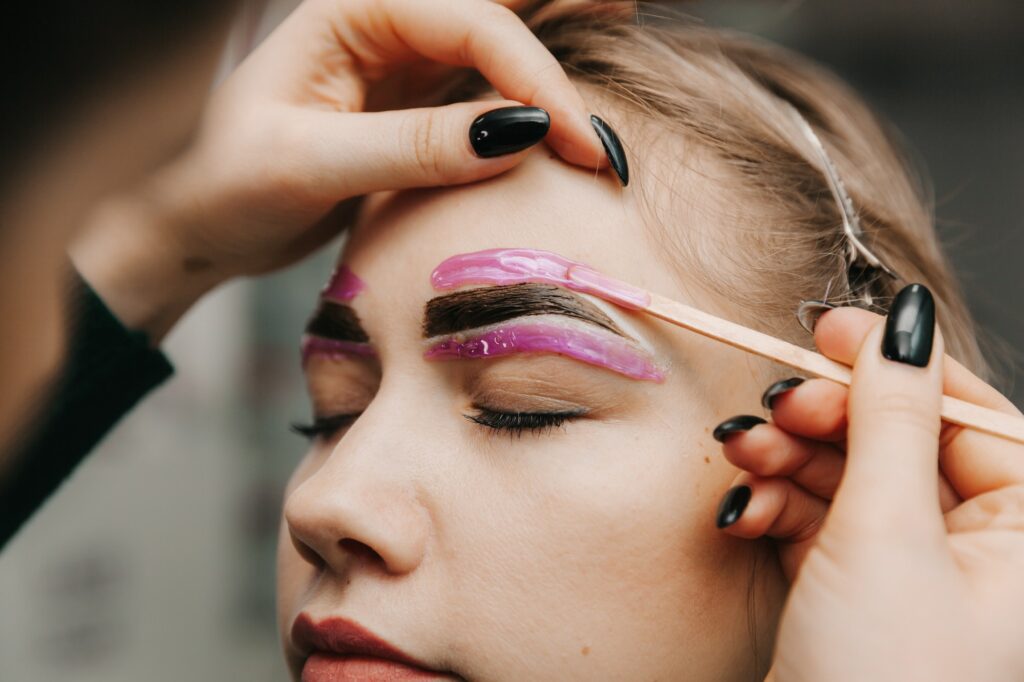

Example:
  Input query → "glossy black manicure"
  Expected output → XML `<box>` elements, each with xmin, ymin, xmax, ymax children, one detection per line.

<box><xmin>716</xmin><ymin>485</ymin><xmax>752</xmax><ymax>528</ymax></box>
<box><xmin>881</xmin><ymin>283</ymin><xmax>935</xmax><ymax>367</ymax></box>
<box><xmin>761</xmin><ymin>377</ymin><xmax>805</xmax><ymax>410</ymax></box>
<box><xmin>469</xmin><ymin>107</ymin><xmax>550</xmax><ymax>158</ymax></box>
<box><xmin>712</xmin><ymin>415</ymin><xmax>766</xmax><ymax>443</ymax></box>
<box><xmin>590</xmin><ymin>115</ymin><xmax>629</xmax><ymax>186</ymax></box>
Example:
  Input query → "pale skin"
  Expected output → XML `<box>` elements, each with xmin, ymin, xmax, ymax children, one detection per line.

<box><xmin>1</xmin><ymin>0</ymin><xmax>1022</xmax><ymax>677</ymax></box>
<box><xmin>275</xmin><ymin>146</ymin><xmax>1024</xmax><ymax>679</ymax></box>
<box><xmin>278</xmin><ymin>150</ymin><xmax>789</xmax><ymax>680</ymax></box>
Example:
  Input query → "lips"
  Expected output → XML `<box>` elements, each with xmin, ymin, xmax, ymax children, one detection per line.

<box><xmin>292</xmin><ymin>614</ymin><xmax>447</xmax><ymax>682</ymax></box>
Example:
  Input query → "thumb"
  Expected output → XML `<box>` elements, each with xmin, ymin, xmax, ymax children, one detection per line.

<box><xmin>302</xmin><ymin>101</ymin><xmax>550</xmax><ymax>198</ymax></box>
<box><xmin>829</xmin><ymin>283</ymin><xmax>948</xmax><ymax>540</ymax></box>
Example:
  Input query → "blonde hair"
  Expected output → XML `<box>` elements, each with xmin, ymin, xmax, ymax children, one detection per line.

<box><xmin>454</xmin><ymin>2</ymin><xmax>988</xmax><ymax>378</ymax></box>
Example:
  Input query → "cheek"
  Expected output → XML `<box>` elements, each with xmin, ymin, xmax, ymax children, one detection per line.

<box><xmin>442</xmin><ymin>416</ymin><xmax>747</xmax><ymax>669</ymax></box>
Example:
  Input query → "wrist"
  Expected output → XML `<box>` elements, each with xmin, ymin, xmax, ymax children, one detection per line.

<box><xmin>71</xmin><ymin>176</ymin><xmax>229</xmax><ymax>344</ymax></box>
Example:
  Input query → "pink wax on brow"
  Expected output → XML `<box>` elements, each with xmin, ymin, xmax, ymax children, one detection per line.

<box><xmin>430</xmin><ymin>248</ymin><xmax>651</xmax><ymax>310</ymax></box>
<box><xmin>321</xmin><ymin>264</ymin><xmax>365</xmax><ymax>302</ymax></box>
<box><xmin>425</xmin><ymin>322</ymin><xmax>664</xmax><ymax>382</ymax></box>
<box><xmin>301</xmin><ymin>336</ymin><xmax>377</xmax><ymax>366</ymax></box>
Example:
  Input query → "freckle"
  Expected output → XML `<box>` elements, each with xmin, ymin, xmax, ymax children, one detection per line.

<box><xmin>581</xmin><ymin>646</ymin><xmax>590</xmax><ymax>656</ymax></box>
<box><xmin>704</xmin><ymin>456</ymin><xmax>710</xmax><ymax>463</ymax></box>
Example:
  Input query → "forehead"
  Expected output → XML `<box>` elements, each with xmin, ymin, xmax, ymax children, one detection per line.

<box><xmin>340</xmin><ymin>152</ymin><xmax>686</xmax><ymax>307</ymax></box>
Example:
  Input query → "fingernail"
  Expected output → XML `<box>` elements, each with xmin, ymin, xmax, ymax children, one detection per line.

<box><xmin>470</xmin><ymin>106</ymin><xmax>550</xmax><ymax>158</ymax></box>
<box><xmin>795</xmin><ymin>300</ymin><xmax>836</xmax><ymax>334</ymax></box>
<box><xmin>590</xmin><ymin>115</ymin><xmax>629</xmax><ymax>186</ymax></box>
<box><xmin>712</xmin><ymin>415</ymin><xmax>766</xmax><ymax>443</ymax></box>
<box><xmin>716</xmin><ymin>485</ymin><xmax>752</xmax><ymax>528</ymax></box>
<box><xmin>761</xmin><ymin>377</ymin><xmax>805</xmax><ymax>410</ymax></box>
<box><xmin>881</xmin><ymin>283</ymin><xmax>935</xmax><ymax>367</ymax></box>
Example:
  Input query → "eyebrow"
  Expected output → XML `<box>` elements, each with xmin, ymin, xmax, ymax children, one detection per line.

<box><xmin>422</xmin><ymin>283</ymin><xmax>628</xmax><ymax>339</ymax></box>
<box><xmin>305</xmin><ymin>300</ymin><xmax>370</xmax><ymax>343</ymax></box>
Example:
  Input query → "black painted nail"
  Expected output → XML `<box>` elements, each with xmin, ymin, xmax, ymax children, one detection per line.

<box><xmin>716</xmin><ymin>485</ymin><xmax>752</xmax><ymax>528</ymax></box>
<box><xmin>881</xmin><ymin>283</ymin><xmax>935</xmax><ymax>367</ymax></box>
<box><xmin>590</xmin><ymin>115</ymin><xmax>629</xmax><ymax>186</ymax></box>
<box><xmin>761</xmin><ymin>377</ymin><xmax>805</xmax><ymax>410</ymax></box>
<box><xmin>712</xmin><ymin>415</ymin><xmax>766</xmax><ymax>443</ymax></box>
<box><xmin>469</xmin><ymin>106</ymin><xmax>550</xmax><ymax>158</ymax></box>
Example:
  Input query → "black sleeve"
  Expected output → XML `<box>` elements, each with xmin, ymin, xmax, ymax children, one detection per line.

<box><xmin>0</xmin><ymin>272</ymin><xmax>174</xmax><ymax>549</ymax></box>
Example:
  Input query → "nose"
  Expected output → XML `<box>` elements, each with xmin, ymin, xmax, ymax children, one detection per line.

<box><xmin>283</xmin><ymin>452</ymin><xmax>429</xmax><ymax>576</ymax></box>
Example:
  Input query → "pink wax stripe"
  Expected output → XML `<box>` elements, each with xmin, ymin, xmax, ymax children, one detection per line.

<box><xmin>424</xmin><ymin>322</ymin><xmax>664</xmax><ymax>382</ymax></box>
<box><xmin>321</xmin><ymin>265</ymin><xmax>365</xmax><ymax>302</ymax></box>
<box><xmin>430</xmin><ymin>248</ymin><xmax>650</xmax><ymax>310</ymax></box>
<box><xmin>301</xmin><ymin>336</ymin><xmax>377</xmax><ymax>365</ymax></box>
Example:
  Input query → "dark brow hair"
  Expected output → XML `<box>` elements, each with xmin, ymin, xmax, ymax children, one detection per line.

<box><xmin>422</xmin><ymin>283</ymin><xmax>626</xmax><ymax>338</ymax></box>
<box><xmin>305</xmin><ymin>301</ymin><xmax>370</xmax><ymax>343</ymax></box>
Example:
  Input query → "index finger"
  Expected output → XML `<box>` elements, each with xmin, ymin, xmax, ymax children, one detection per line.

<box><xmin>339</xmin><ymin>0</ymin><xmax>606</xmax><ymax>168</ymax></box>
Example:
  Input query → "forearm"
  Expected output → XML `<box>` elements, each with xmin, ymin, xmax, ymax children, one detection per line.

<box><xmin>71</xmin><ymin>172</ymin><xmax>227</xmax><ymax>344</ymax></box>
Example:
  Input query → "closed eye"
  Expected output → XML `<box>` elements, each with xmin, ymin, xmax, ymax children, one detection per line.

<box><xmin>290</xmin><ymin>413</ymin><xmax>360</xmax><ymax>441</ymax></box>
<box><xmin>465</xmin><ymin>407</ymin><xmax>586</xmax><ymax>438</ymax></box>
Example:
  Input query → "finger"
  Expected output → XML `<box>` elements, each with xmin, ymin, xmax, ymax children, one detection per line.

<box><xmin>339</xmin><ymin>0</ymin><xmax>605</xmax><ymax>168</ymax></box>
<box><xmin>944</xmin><ymin>483</ymin><xmax>1024</xmax><ymax>536</ymax></box>
<box><xmin>815</xmin><ymin>306</ymin><xmax>1020</xmax><ymax>415</ymax></box>
<box><xmin>766</xmin><ymin>377</ymin><xmax>848</xmax><ymax>442</ymax></box>
<box><xmin>724</xmin><ymin>407</ymin><xmax>963</xmax><ymax>511</ymax></box>
<box><xmin>715</xmin><ymin>474</ymin><xmax>828</xmax><ymax>582</ymax></box>
<box><xmin>831</xmin><ymin>284</ymin><xmax>947</xmax><ymax>538</ymax></box>
<box><xmin>720</xmin><ymin>421</ymin><xmax>845</xmax><ymax>499</ymax></box>
<box><xmin>300</xmin><ymin>101</ymin><xmax>550</xmax><ymax>197</ymax></box>
<box><xmin>817</xmin><ymin>306</ymin><xmax>1024</xmax><ymax>498</ymax></box>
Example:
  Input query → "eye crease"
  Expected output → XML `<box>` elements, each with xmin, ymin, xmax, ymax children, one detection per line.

<box><xmin>295</xmin><ymin>260</ymin><xmax>664</xmax><ymax>444</ymax></box>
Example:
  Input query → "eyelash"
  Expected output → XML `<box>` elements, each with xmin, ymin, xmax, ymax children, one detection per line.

<box><xmin>290</xmin><ymin>408</ymin><xmax>586</xmax><ymax>441</ymax></box>
<box><xmin>290</xmin><ymin>413</ymin><xmax>360</xmax><ymax>441</ymax></box>
<box><xmin>465</xmin><ymin>408</ymin><xmax>585</xmax><ymax>437</ymax></box>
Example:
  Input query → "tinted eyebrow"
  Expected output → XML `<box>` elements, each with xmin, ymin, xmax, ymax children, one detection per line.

<box><xmin>305</xmin><ymin>300</ymin><xmax>370</xmax><ymax>343</ymax></box>
<box><xmin>422</xmin><ymin>283</ymin><xmax>628</xmax><ymax>338</ymax></box>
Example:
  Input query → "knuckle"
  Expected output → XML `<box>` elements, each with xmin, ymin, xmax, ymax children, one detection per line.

<box><xmin>858</xmin><ymin>391</ymin><xmax>941</xmax><ymax>439</ymax></box>
<box><xmin>977</xmin><ymin>484</ymin><xmax>1024</xmax><ymax>530</ymax></box>
<box><xmin>403</xmin><ymin>109</ymin><xmax>451</xmax><ymax>183</ymax></box>
<box><xmin>258</xmin><ymin>116</ymin><xmax>311</xmax><ymax>193</ymax></box>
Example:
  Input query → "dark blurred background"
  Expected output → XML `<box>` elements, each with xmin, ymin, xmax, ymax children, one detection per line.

<box><xmin>1</xmin><ymin>2</ymin><xmax>1020</xmax><ymax>680</ymax></box>
<box><xmin>693</xmin><ymin>0</ymin><xmax>1024</xmax><ymax>405</ymax></box>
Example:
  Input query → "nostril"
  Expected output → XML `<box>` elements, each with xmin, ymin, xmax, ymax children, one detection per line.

<box><xmin>339</xmin><ymin>538</ymin><xmax>384</xmax><ymax>565</ymax></box>
<box><xmin>290</xmin><ymin>530</ymin><xmax>326</xmax><ymax>570</ymax></box>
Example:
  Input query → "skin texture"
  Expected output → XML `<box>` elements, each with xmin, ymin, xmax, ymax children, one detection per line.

<box><xmin>276</xmin><ymin>149</ymin><xmax>790</xmax><ymax>680</ymax></box>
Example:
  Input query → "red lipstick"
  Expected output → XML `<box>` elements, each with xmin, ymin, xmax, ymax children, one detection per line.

<box><xmin>292</xmin><ymin>614</ymin><xmax>446</xmax><ymax>682</ymax></box>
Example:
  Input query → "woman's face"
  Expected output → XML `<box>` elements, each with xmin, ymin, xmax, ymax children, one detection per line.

<box><xmin>277</xmin><ymin>149</ymin><xmax>786</xmax><ymax>680</ymax></box>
